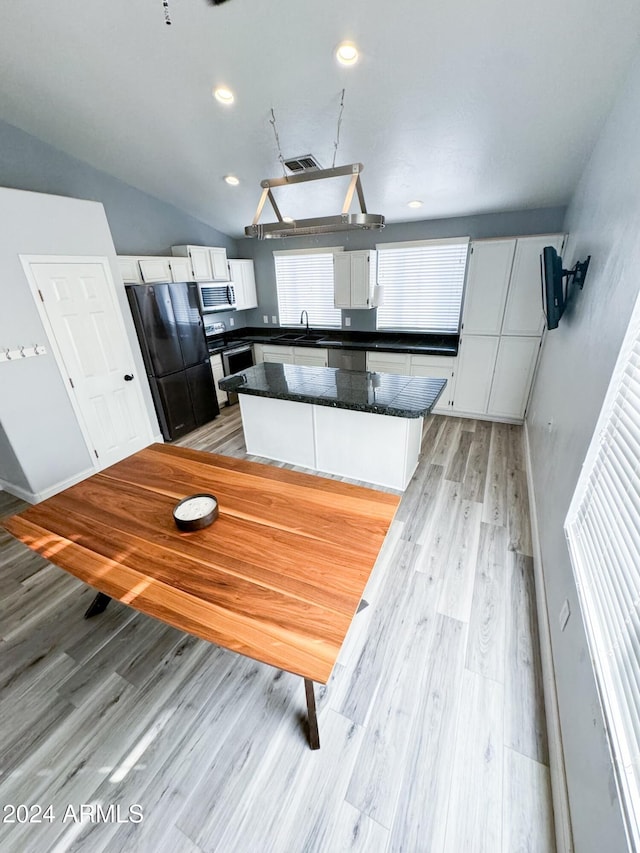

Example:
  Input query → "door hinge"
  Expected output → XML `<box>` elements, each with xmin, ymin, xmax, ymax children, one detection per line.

<box><xmin>94</xmin><ymin>449</ymin><xmax>99</xmax><ymax>459</ymax></box>
<box><xmin>38</xmin><ymin>289</ymin><xmax>44</xmax><ymax>302</ymax></box>
<box><xmin>69</xmin><ymin>377</ymin><xmax>75</xmax><ymax>389</ymax></box>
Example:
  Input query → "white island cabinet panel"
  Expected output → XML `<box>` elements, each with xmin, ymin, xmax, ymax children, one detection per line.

<box><xmin>314</xmin><ymin>405</ymin><xmax>422</xmax><ymax>491</ymax></box>
<box><xmin>239</xmin><ymin>395</ymin><xmax>316</xmax><ymax>468</ymax></box>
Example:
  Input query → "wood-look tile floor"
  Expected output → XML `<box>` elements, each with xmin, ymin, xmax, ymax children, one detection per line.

<box><xmin>0</xmin><ymin>407</ymin><xmax>555</xmax><ymax>852</ymax></box>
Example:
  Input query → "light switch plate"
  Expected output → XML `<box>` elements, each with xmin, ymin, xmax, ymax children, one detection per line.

<box><xmin>271</xmin><ymin>315</ymin><xmax>277</xmax><ymax>324</ymax></box>
<box><xmin>263</xmin><ymin>315</ymin><xmax>268</xmax><ymax>324</ymax></box>
<box><xmin>229</xmin><ymin>317</ymin><xmax>234</xmax><ymax>327</ymax></box>
<box><xmin>345</xmin><ymin>316</ymin><xmax>351</xmax><ymax>327</ymax></box>
<box><xmin>559</xmin><ymin>599</ymin><xmax>570</xmax><ymax>631</ymax></box>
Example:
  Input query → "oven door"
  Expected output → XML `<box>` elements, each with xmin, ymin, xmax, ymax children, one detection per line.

<box><xmin>222</xmin><ymin>345</ymin><xmax>254</xmax><ymax>404</ymax></box>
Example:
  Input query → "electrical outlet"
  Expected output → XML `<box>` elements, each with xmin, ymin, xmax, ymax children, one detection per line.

<box><xmin>263</xmin><ymin>315</ymin><xmax>269</xmax><ymax>324</ymax></box>
<box><xmin>559</xmin><ymin>599</ymin><xmax>571</xmax><ymax>631</ymax></box>
<box><xmin>345</xmin><ymin>316</ymin><xmax>351</xmax><ymax>327</ymax></box>
<box><xmin>229</xmin><ymin>317</ymin><xmax>235</xmax><ymax>327</ymax></box>
<box><xmin>272</xmin><ymin>315</ymin><xmax>277</xmax><ymax>324</ymax></box>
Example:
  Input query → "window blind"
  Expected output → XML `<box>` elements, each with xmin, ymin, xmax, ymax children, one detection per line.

<box><xmin>274</xmin><ymin>249</ymin><xmax>342</xmax><ymax>328</ymax></box>
<box><xmin>566</xmin><ymin>290</ymin><xmax>640</xmax><ymax>848</ymax></box>
<box><xmin>376</xmin><ymin>238</ymin><xmax>469</xmax><ymax>333</ymax></box>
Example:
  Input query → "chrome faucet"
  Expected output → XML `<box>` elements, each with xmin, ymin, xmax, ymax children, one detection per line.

<box><xmin>300</xmin><ymin>310</ymin><xmax>309</xmax><ymax>334</ymax></box>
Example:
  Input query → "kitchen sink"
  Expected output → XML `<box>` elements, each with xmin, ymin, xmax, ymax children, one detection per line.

<box><xmin>275</xmin><ymin>331</ymin><xmax>326</xmax><ymax>343</ymax></box>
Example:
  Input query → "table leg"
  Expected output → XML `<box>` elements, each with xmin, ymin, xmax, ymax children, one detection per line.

<box><xmin>304</xmin><ymin>678</ymin><xmax>320</xmax><ymax>750</ymax></box>
<box><xmin>84</xmin><ymin>592</ymin><xmax>112</xmax><ymax>619</ymax></box>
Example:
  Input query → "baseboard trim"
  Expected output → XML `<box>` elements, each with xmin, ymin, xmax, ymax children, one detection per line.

<box><xmin>0</xmin><ymin>467</ymin><xmax>96</xmax><ymax>504</ymax></box>
<box><xmin>523</xmin><ymin>421</ymin><xmax>574</xmax><ymax>853</ymax></box>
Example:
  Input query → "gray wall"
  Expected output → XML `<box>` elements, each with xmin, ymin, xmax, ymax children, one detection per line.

<box><xmin>0</xmin><ymin>119</ymin><xmax>237</xmax><ymax>256</ymax></box>
<box><xmin>236</xmin><ymin>206</ymin><xmax>567</xmax><ymax>331</ymax></box>
<box><xmin>527</xmin><ymin>52</ymin><xmax>640</xmax><ymax>851</ymax></box>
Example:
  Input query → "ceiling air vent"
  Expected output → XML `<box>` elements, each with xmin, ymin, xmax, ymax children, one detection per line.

<box><xmin>283</xmin><ymin>154</ymin><xmax>322</xmax><ymax>173</ymax></box>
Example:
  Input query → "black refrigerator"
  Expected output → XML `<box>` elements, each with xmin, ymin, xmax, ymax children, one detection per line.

<box><xmin>126</xmin><ymin>282</ymin><xmax>219</xmax><ymax>441</ymax></box>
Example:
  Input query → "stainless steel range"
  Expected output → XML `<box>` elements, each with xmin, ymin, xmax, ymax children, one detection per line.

<box><xmin>205</xmin><ymin>321</ymin><xmax>254</xmax><ymax>404</ymax></box>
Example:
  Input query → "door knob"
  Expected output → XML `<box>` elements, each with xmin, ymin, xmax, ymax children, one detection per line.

<box><xmin>124</xmin><ymin>374</ymin><xmax>134</xmax><ymax>381</ymax></box>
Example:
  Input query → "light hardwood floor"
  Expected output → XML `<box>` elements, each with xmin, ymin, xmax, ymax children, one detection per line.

<box><xmin>0</xmin><ymin>407</ymin><xmax>555</xmax><ymax>853</ymax></box>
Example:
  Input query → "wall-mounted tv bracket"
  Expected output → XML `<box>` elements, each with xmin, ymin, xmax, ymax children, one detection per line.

<box><xmin>564</xmin><ymin>256</ymin><xmax>591</xmax><ymax>290</ymax></box>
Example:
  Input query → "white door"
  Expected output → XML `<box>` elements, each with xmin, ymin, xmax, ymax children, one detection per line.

<box><xmin>28</xmin><ymin>259</ymin><xmax>154</xmax><ymax>469</ymax></box>
<box><xmin>453</xmin><ymin>334</ymin><xmax>500</xmax><ymax>415</ymax></box>
<box><xmin>487</xmin><ymin>335</ymin><xmax>540</xmax><ymax>419</ymax></box>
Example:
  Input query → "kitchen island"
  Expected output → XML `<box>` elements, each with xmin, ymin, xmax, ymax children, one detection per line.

<box><xmin>219</xmin><ymin>362</ymin><xmax>446</xmax><ymax>490</ymax></box>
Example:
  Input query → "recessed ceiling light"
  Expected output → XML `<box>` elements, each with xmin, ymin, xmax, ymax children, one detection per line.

<box><xmin>408</xmin><ymin>200</ymin><xmax>423</xmax><ymax>209</ymax></box>
<box><xmin>224</xmin><ymin>175</ymin><xmax>240</xmax><ymax>186</ymax></box>
<box><xmin>214</xmin><ymin>87</ymin><xmax>235</xmax><ymax>105</ymax></box>
<box><xmin>336</xmin><ymin>42</ymin><xmax>359</xmax><ymax>66</ymax></box>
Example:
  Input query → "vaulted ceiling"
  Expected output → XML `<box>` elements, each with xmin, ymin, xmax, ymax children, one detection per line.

<box><xmin>1</xmin><ymin>0</ymin><xmax>639</xmax><ymax>238</ymax></box>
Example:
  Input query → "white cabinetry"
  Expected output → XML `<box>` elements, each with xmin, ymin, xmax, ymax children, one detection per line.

<box><xmin>209</xmin><ymin>353</ymin><xmax>228</xmax><ymax>406</ymax></box>
<box><xmin>171</xmin><ymin>245</ymin><xmax>229</xmax><ymax>282</ymax></box>
<box><xmin>452</xmin><ymin>232</ymin><xmax>565</xmax><ymax>422</ymax></box>
<box><xmin>293</xmin><ymin>347</ymin><xmax>328</xmax><ymax>367</ymax></box>
<box><xmin>118</xmin><ymin>257</ymin><xmax>143</xmax><ymax>284</ymax></box>
<box><xmin>228</xmin><ymin>260</ymin><xmax>258</xmax><ymax>311</ymax></box>
<box><xmin>138</xmin><ymin>257</ymin><xmax>172</xmax><ymax>283</ymax></box>
<box><xmin>334</xmin><ymin>251</ymin><xmax>378</xmax><ymax>309</ymax></box>
<box><xmin>261</xmin><ymin>344</ymin><xmax>294</xmax><ymax>364</ymax></box>
<box><xmin>487</xmin><ymin>336</ymin><xmax>540</xmax><ymax>419</ymax></box>
<box><xmin>453</xmin><ymin>335</ymin><xmax>500</xmax><ymax>415</ymax></box>
<box><xmin>168</xmin><ymin>257</ymin><xmax>192</xmax><ymax>282</ymax></box>
<box><xmin>367</xmin><ymin>350</ymin><xmax>455</xmax><ymax>415</ymax></box>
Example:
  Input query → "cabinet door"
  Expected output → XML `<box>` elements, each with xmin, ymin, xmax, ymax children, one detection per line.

<box><xmin>487</xmin><ymin>336</ymin><xmax>540</xmax><ymax>419</ymax></box>
<box><xmin>366</xmin><ymin>351</ymin><xmax>411</xmax><ymax>374</ymax></box>
<box><xmin>410</xmin><ymin>354</ymin><xmax>456</xmax><ymax>414</ymax></box>
<box><xmin>229</xmin><ymin>260</ymin><xmax>257</xmax><ymax>310</ymax></box>
<box><xmin>253</xmin><ymin>343</ymin><xmax>264</xmax><ymax>364</ymax></box>
<box><xmin>139</xmin><ymin>258</ymin><xmax>173</xmax><ymax>283</ymax></box>
<box><xmin>189</xmin><ymin>247</ymin><xmax>213</xmax><ymax>281</ymax></box>
<box><xmin>262</xmin><ymin>345</ymin><xmax>294</xmax><ymax>364</ymax></box>
<box><xmin>118</xmin><ymin>257</ymin><xmax>143</xmax><ymax>284</ymax></box>
<box><xmin>462</xmin><ymin>240</ymin><xmax>515</xmax><ymax>334</ymax></box>
<box><xmin>209</xmin><ymin>248</ymin><xmax>229</xmax><ymax>281</ymax></box>
<box><xmin>169</xmin><ymin>257</ymin><xmax>192</xmax><ymax>282</ymax></box>
<box><xmin>350</xmin><ymin>252</ymin><xmax>371</xmax><ymax>308</ymax></box>
<box><xmin>293</xmin><ymin>347</ymin><xmax>328</xmax><ymax>367</ymax></box>
<box><xmin>209</xmin><ymin>354</ymin><xmax>228</xmax><ymax>405</ymax></box>
<box><xmin>503</xmin><ymin>234</ymin><xmax>564</xmax><ymax>335</ymax></box>
<box><xmin>333</xmin><ymin>253</ymin><xmax>351</xmax><ymax>308</ymax></box>
<box><xmin>453</xmin><ymin>335</ymin><xmax>499</xmax><ymax>415</ymax></box>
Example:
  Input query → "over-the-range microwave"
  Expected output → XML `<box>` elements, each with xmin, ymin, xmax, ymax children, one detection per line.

<box><xmin>198</xmin><ymin>282</ymin><xmax>236</xmax><ymax>313</ymax></box>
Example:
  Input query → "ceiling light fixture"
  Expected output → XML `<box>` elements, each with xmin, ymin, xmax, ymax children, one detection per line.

<box><xmin>336</xmin><ymin>42</ymin><xmax>359</xmax><ymax>66</ymax></box>
<box><xmin>214</xmin><ymin>87</ymin><xmax>234</xmax><ymax>104</ymax></box>
<box><xmin>224</xmin><ymin>175</ymin><xmax>240</xmax><ymax>186</ymax></box>
<box><xmin>408</xmin><ymin>200</ymin><xmax>423</xmax><ymax>208</ymax></box>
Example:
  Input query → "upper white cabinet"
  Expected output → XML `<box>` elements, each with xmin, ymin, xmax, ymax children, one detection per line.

<box><xmin>171</xmin><ymin>245</ymin><xmax>229</xmax><ymax>282</ymax></box>
<box><xmin>138</xmin><ymin>257</ymin><xmax>172</xmax><ymax>283</ymax></box>
<box><xmin>228</xmin><ymin>259</ymin><xmax>258</xmax><ymax>311</ymax></box>
<box><xmin>461</xmin><ymin>240</ymin><xmax>515</xmax><ymax>335</ymax></box>
<box><xmin>118</xmin><ymin>256</ymin><xmax>143</xmax><ymax>284</ymax></box>
<box><xmin>168</xmin><ymin>256</ymin><xmax>192</xmax><ymax>282</ymax></box>
<box><xmin>334</xmin><ymin>251</ymin><xmax>377</xmax><ymax>309</ymax></box>
<box><xmin>502</xmin><ymin>234</ymin><xmax>565</xmax><ymax>336</ymax></box>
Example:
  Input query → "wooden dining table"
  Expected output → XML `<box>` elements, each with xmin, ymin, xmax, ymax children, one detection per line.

<box><xmin>1</xmin><ymin>444</ymin><xmax>400</xmax><ymax>749</ymax></box>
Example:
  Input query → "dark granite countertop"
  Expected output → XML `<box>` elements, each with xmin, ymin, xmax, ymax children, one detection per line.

<box><xmin>227</xmin><ymin>327</ymin><xmax>458</xmax><ymax>357</ymax></box>
<box><xmin>218</xmin><ymin>362</ymin><xmax>447</xmax><ymax>418</ymax></box>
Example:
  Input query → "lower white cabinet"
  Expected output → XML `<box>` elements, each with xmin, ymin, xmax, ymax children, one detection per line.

<box><xmin>293</xmin><ymin>347</ymin><xmax>328</xmax><ymax>367</ymax></box>
<box><xmin>366</xmin><ymin>351</ymin><xmax>411</xmax><ymax>374</ymax></box>
<box><xmin>409</xmin><ymin>354</ymin><xmax>456</xmax><ymax>414</ymax></box>
<box><xmin>262</xmin><ymin>344</ymin><xmax>294</xmax><ymax>364</ymax></box>
<box><xmin>209</xmin><ymin>354</ymin><xmax>228</xmax><ymax>406</ymax></box>
<box><xmin>453</xmin><ymin>335</ymin><xmax>500</xmax><ymax>415</ymax></box>
<box><xmin>487</xmin><ymin>336</ymin><xmax>540</xmax><ymax>419</ymax></box>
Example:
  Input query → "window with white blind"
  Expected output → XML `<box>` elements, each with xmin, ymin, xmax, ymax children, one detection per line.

<box><xmin>565</xmin><ymin>287</ymin><xmax>640</xmax><ymax>848</ymax></box>
<box><xmin>274</xmin><ymin>248</ymin><xmax>343</xmax><ymax>328</ymax></box>
<box><xmin>376</xmin><ymin>238</ymin><xmax>469</xmax><ymax>333</ymax></box>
